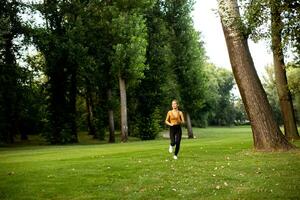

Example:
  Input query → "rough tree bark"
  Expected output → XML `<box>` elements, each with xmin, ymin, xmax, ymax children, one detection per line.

<box><xmin>186</xmin><ymin>112</ymin><xmax>194</xmax><ymax>138</ymax></box>
<box><xmin>270</xmin><ymin>0</ymin><xmax>299</xmax><ymax>140</ymax></box>
<box><xmin>119</xmin><ymin>74</ymin><xmax>128</xmax><ymax>142</ymax></box>
<box><xmin>218</xmin><ymin>0</ymin><xmax>294</xmax><ymax>151</ymax></box>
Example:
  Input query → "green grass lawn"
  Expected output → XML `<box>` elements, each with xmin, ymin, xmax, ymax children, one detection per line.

<box><xmin>0</xmin><ymin>126</ymin><xmax>300</xmax><ymax>200</ymax></box>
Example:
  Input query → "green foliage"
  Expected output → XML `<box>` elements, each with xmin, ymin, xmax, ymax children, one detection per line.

<box><xmin>240</xmin><ymin>0</ymin><xmax>270</xmax><ymax>40</ymax></box>
<box><xmin>19</xmin><ymin>78</ymin><xmax>47</xmax><ymax>136</ymax></box>
<box><xmin>282</xmin><ymin>0</ymin><xmax>300</xmax><ymax>64</ymax></box>
<box><xmin>261</xmin><ymin>65</ymin><xmax>283</xmax><ymax>124</ymax></box>
<box><xmin>207</xmin><ymin>66</ymin><xmax>236</xmax><ymax>126</ymax></box>
<box><xmin>233</xmin><ymin>98</ymin><xmax>248</xmax><ymax>125</ymax></box>
<box><xmin>137</xmin><ymin>108</ymin><xmax>162</xmax><ymax>140</ymax></box>
<box><xmin>1</xmin><ymin>0</ymin><xmax>258</xmax><ymax>144</ymax></box>
<box><xmin>164</xmin><ymin>0</ymin><xmax>208</xmax><ymax>123</ymax></box>
<box><xmin>0</xmin><ymin>0</ymin><xmax>24</xmax><ymax>144</ymax></box>
<box><xmin>242</xmin><ymin>0</ymin><xmax>300</xmax><ymax>63</ymax></box>
<box><xmin>129</xmin><ymin>1</ymin><xmax>176</xmax><ymax>140</ymax></box>
<box><xmin>111</xmin><ymin>11</ymin><xmax>148</xmax><ymax>85</ymax></box>
<box><xmin>286</xmin><ymin>63</ymin><xmax>300</xmax><ymax>95</ymax></box>
<box><xmin>287</xmin><ymin>63</ymin><xmax>300</xmax><ymax>122</ymax></box>
<box><xmin>27</xmin><ymin>0</ymin><xmax>95</xmax><ymax>144</ymax></box>
<box><xmin>94</xmin><ymin>105</ymin><xmax>106</xmax><ymax>141</ymax></box>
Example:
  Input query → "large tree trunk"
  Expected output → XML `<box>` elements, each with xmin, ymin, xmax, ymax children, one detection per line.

<box><xmin>107</xmin><ymin>88</ymin><xmax>115</xmax><ymax>143</ymax></box>
<box><xmin>270</xmin><ymin>1</ymin><xmax>299</xmax><ymax>140</ymax></box>
<box><xmin>50</xmin><ymin>56</ymin><xmax>66</xmax><ymax>144</ymax></box>
<box><xmin>119</xmin><ymin>74</ymin><xmax>128</xmax><ymax>142</ymax></box>
<box><xmin>186</xmin><ymin>112</ymin><xmax>194</xmax><ymax>138</ymax></box>
<box><xmin>218</xmin><ymin>0</ymin><xmax>294</xmax><ymax>151</ymax></box>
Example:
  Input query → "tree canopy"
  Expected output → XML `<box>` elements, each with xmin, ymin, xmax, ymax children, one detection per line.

<box><xmin>1</xmin><ymin>0</ymin><xmax>297</xmax><ymax>147</ymax></box>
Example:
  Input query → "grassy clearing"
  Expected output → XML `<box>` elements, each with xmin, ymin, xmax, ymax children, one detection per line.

<box><xmin>0</xmin><ymin>126</ymin><xmax>299</xmax><ymax>200</ymax></box>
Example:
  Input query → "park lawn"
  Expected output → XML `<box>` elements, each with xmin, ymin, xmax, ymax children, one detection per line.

<box><xmin>0</xmin><ymin>126</ymin><xmax>299</xmax><ymax>200</ymax></box>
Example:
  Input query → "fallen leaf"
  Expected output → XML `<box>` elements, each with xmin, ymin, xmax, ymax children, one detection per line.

<box><xmin>8</xmin><ymin>171</ymin><xmax>15</xmax><ymax>176</ymax></box>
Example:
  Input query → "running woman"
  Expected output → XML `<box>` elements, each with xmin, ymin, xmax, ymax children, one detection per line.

<box><xmin>165</xmin><ymin>99</ymin><xmax>185</xmax><ymax>160</ymax></box>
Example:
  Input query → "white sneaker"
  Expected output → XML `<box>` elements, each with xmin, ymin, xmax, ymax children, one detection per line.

<box><xmin>169</xmin><ymin>145</ymin><xmax>173</xmax><ymax>153</ymax></box>
<box><xmin>173</xmin><ymin>155</ymin><xmax>178</xmax><ymax>160</ymax></box>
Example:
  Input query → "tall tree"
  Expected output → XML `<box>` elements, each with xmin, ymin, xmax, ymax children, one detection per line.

<box><xmin>110</xmin><ymin>2</ymin><xmax>151</xmax><ymax>142</ymax></box>
<box><xmin>218</xmin><ymin>0</ymin><xmax>294</xmax><ymax>150</ymax></box>
<box><xmin>270</xmin><ymin>0</ymin><xmax>299</xmax><ymax>140</ymax></box>
<box><xmin>243</xmin><ymin>0</ymin><xmax>299</xmax><ymax>140</ymax></box>
<box><xmin>81</xmin><ymin>0</ymin><xmax>116</xmax><ymax>141</ymax></box>
<box><xmin>0</xmin><ymin>0</ymin><xmax>22</xmax><ymax>144</ymax></box>
<box><xmin>29</xmin><ymin>0</ymin><xmax>89</xmax><ymax>143</ymax></box>
<box><xmin>131</xmin><ymin>0</ymin><xmax>174</xmax><ymax>140</ymax></box>
<box><xmin>165</xmin><ymin>0</ymin><xmax>207</xmax><ymax>138</ymax></box>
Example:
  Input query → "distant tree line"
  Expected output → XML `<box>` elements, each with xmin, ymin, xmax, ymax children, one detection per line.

<box><xmin>0</xmin><ymin>0</ymin><xmax>247</xmax><ymax>145</ymax></box>
<box><xmin>1</xmin><ymin>0</ymin><xmax>299</xmax><ymax>148</ymax></box>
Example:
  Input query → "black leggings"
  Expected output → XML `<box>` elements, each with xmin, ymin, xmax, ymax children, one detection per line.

<box><xmin>170</xmin><ymin>125</ymin><xmax>182</xmax><ymax>156</ymax></box>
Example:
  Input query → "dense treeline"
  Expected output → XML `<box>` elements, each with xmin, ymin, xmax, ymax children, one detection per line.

<box><xmin>2</xmin><ymin>0</ymin><xmax>298</xmax><ymax>145</ymax></box>
<box><xmin>1</xmin><ymin>0</ymin><xmax>246</xmax><ymax>144</ymax></box>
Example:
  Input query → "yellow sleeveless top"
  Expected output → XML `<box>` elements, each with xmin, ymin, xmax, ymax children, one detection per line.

<box><xmin>166</xmin><ymin>110</ymin><xmax>182</xmax><ymax>125</ymax></box>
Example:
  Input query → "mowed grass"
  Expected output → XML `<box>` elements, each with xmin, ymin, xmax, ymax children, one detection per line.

<box><xmin>0</xmin><ymin>126</ymin><xmax>300</xmax><ymax>200</ymax></box>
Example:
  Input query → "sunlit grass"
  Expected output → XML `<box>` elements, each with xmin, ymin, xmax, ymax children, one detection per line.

<box><xmin>0</xmin><ymin>126</ymin><xmax>299</xmax><ymax>200</ymax></box>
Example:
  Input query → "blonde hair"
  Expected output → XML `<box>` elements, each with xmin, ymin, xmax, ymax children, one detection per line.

<box><xmin>172</xmin><ymin>99</ymin><xmax>179</xmax><ymax>106</ymax></box>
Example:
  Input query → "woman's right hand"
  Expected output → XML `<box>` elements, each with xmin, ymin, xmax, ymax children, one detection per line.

<box><xmin>166</xmin><ymin>121</ymin><xmax>173</xmax><ymax>126</ymax></box>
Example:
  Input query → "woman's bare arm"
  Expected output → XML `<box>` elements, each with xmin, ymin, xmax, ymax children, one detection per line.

<box><xmin>180</xmin><ymin>111</ymin><xmax>185</xmax><ymax>124</ymax></box>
